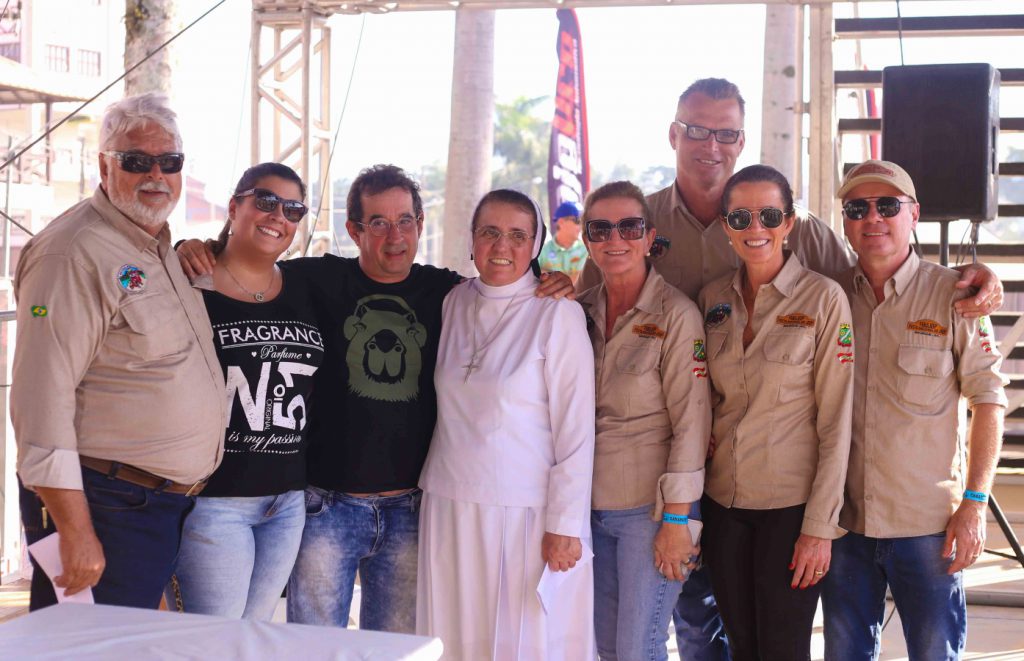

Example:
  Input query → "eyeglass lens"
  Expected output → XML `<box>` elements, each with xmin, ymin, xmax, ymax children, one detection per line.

<box><xmin>364</xmin><ymin>217</ymin><xmax>418</xmax><ymax>236</ymax></box>
<box><xmin>475</xmin><ymin>227</ymin><xmax>532</xmax><ymax>246</ymax></box>
<box><xmin>114</xmin><ymin>151</ymin><xmax>185</xmax><ymax>174</ymax></box>
<box><xmin>585</xmin><ymin>218</ymin><xmax>646</xmax><ymax>242</ymax></box>
<box><xmin>725</xmin><ymin>208</ymin><xmax>785</xmax><ymax>231</ymax></box>
<box><xmin>843</xmin><ymin>197</ymin><xmax>905</xmax><ymax>220</ymax></box>
<box><xmin>676</xmin><ymin>121</ymin><xmax>742</xmax><ymax>145</ymax></box>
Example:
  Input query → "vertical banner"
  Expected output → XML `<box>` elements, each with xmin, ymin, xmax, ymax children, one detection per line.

<box><xmin>548</xmin><ymin>9</ymin><xmax>590</xmax><ymax>224</ymax></box>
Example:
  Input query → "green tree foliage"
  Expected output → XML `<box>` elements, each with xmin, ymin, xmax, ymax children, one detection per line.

<box><xmin>492</xmin><ymin>95</ymin><xmax>551</xmax><ymax>215</ymax></box>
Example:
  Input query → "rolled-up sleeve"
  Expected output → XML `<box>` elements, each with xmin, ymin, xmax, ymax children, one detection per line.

<box><xmin>654</xmin><ymin>300</ymin><xmax>711</xmax><ymax>519</ymax></box>
<box><xmin>544</xmin><ymin>302</ymin><xmax>596</xmax><ymax>537</ymax></box>
<box><xmin>12</xmin><ymin>252</ymin><xmax>105</xmax><ymax>490</ymax></box>
<box><xmin>802</xmin><ymin>285</ymin><xmax>854</xmax><ymax>538</ymax></box>
<box><xmin>954</xmin><ymin>312</ymin><xmax>1009</xmax><ymax>409</ymax></box>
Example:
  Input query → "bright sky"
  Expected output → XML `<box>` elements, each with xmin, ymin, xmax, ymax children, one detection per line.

<box><xmin>172</xmin><ymin>0</ymin><xmax>1024</xmax><ymax>202</ymax></box>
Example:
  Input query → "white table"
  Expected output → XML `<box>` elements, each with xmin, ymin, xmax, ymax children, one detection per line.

<box><xmin>0</xmin><ymin>603</ymin><xmax>443</xmax><ymax>660</ymax></box>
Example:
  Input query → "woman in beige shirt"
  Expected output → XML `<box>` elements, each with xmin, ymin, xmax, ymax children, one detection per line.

<box><xmin>697</xmin><ymin>164</ymin><xmax>854</xmax><ymax>661</ymax></box>
<box><xmin>577</xmin><ymin>181</ymin><xmax>711</xmax><ymax>660</ymax></box>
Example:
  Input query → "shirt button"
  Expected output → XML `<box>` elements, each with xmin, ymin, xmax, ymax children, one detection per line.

<box><xmin>783</xmin><ymin>354</ymin><xmax>790</xmax><ymax>360</ymax></box>
<box><xmin>867</xmin><ymin>385</ymin><xmax>876</xmax><ymax>392</ymax></box>
<box><xmin>865</xmin><ymin>494</ymin><xmax>873</xmax><ymax>501</ymax></box>
<box><xmin>870</xmin><ymin>347</ymin><xmax>878</xmax><ymax>354</ymax></box>
<box><xmin>925</xmin><ymin>367</ymin><xmax>934</xmax><ymax>375</ymax></box>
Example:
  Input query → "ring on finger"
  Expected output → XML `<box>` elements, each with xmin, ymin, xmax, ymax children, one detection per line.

<box><xmin>814</xmin><ymin>569</ymin><xmax>825</xmax><ymax>576</ymax></box>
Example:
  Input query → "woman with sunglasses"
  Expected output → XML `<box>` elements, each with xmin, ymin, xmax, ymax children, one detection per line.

<box><xmin>417</xmin><ymin>189</ymin><xmax>597</xmax><ymax>659</ymax></box>
<box><xmin>697</xmin><ymin>164</ymin><xmax>853</xmax><ymax>660</ymax></box>
<box><xmin>575</xmin><ymin>181</ymin><xmax>711</xmax><ymax>660</ymax></box>
<box><xmin>170</xmin><ymin>162</ymin><xmax>324</xmax><ymax>620</ymax></box>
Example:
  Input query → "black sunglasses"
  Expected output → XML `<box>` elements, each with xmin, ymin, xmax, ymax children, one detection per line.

<box><xmin>725</xmin><ymin>207</ymin><xmax>789</xmax><ymax>231</ymax></box>
<box><xmin>585</xmin><ymin>217</ymin><xmax>646</xmax><ymax>242</ymax></box>
<box><xmin>842</xmin><ymin>196</ymin><xmax>913</xmax><ymax>221</ymax></box>
<box><xmin>235</xmin><ymin>188</ymin><xmax>308</xmax><ymax>223</ymax></box>
<box><xmin>103</xmin><ymin>150</ymin><xmax>185</xmax><ymax>174</ymax></box>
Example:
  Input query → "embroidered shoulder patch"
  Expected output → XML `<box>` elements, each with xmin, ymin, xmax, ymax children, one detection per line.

<box><xmin>117</xmin><ymin>265</ymin><xmax>147</xmax><ymax>293</ymax></box>
<box><xmin>632</xmin><ymin>323</ymin><xmax>666</xmax><ymax>340</ymax></box>
<box><xmin>776</xmin><ymin>313</ymin><xmax>815</xmax><ymax>328</ymax></box>
<box><xmin>907</xmin><ymin>319</ymin><xmax>947</xmax><ymax>337</ymax></box>
<box><xmin>31</xmin><ymin>305</ymin><xmax>48</xmax><ymax>318</ymax></box>
<box><xmin>836</xmin><ymin>322</ymin><xmax>854</xmax><ymax>364</ymax></box>
<box><xmin>692</xmin><ymin>339</ymin><xmax>708</xmax><ymax>378</ymax></box>
<box><xmin>979</xmin><ymin>315</ymin><xmax>993</xmax><ymax>353</ymax></box>
<box><xmin>704</xmin><ymin>303</ymin><xmax>731</xmax><ymax>329</ymax></box>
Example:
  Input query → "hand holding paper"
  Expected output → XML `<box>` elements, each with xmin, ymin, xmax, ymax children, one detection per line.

<box><xmin>28</xmin><ymin>533</ymin><xmax>96</xmax><ymax>604</ymax></box>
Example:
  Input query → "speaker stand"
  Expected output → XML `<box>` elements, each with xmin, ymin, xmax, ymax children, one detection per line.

<box><xmin>935</xmin><ymin>219</ymin><xmax>1024</xmax><ymax>570</ymax></box>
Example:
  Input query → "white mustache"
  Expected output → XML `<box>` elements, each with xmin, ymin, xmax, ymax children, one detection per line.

<box><xmin>137</xmin><ymin>181</ymin><xmax>171</xmax><ymax>194</ymax></box>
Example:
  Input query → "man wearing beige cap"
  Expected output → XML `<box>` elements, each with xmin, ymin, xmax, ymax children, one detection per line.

<box><xmin>12</xmin><ymin>92</ymin><xmax>226</xmax><ymax>610</ymax></box>
<box><xmin>822</xmin><ymin>159</ymin><xmax>1008</xmax><ymax>660</ymax></box>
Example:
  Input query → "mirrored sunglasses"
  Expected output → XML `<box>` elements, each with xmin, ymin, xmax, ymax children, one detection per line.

<box><xmin>585</xmin><ymin>217</ymin><xmax>646</xmax><ymax>242</ymax></box>
<box><xmin>725</xmin><ymin>207</ymin><xmax>787</xmax><ymax>231</ymax></box>
<box><xmin>103</xmin><ymin>150</ymin><xmax>185</xmax><ymax>174</ymax></box>
<box><xmin>235</xmin><ymin>188</ymin><xmax>308</xmax><ymax>223</ymax></box>
<box><xmin>842</xmin><ymin>196</ymin><xmax>911</xmax><ymax>220</ymax></box>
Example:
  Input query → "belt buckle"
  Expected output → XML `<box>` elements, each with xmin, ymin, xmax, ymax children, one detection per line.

<box><xmin>185</xmin><ymin>480</ymin><xmax>205</xmax><ymax>497</ymax></box>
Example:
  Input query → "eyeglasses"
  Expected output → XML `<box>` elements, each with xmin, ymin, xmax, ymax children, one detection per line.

<box><xmin>473</xmin><ymin>226</ymin><xmax>535</xmax><ymax>247</ymax></box>
<box><xmin>725</xmin><ymin>207</ymin><xmax>789</xmax><ymax>231</ymax></box>
<box><xmin>673</xmin><ymin>120</ymin><xmax>743</xmax><ymax>145</ymax></box>
<box><xmin>235</xmin><ymin>188</ymin><xmax>308</xmax><ymax>223</ymax></box>
<box><xmin>355</xmin><ymin>215</ymin><xmax>420</xmax><ymax>237</ymax></box>
<box><xmin>842</xmin><ymin>196</ymin><xmax>913</xmax><ymax>220</ymax></box>
<box><xmin>103</xmin><ymin>150</ymin><xmax>185</xmax><ymax>174</ymax></box>
<box><xmin>585</xmin><ymin>217</ymin><xmax>646</xmax><ymax>242</ymax></box>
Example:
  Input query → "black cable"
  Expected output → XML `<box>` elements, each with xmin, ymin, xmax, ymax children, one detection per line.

<box><xmin>0</xmin><ymin>207</ymin><xmax>33</xmax><ymax>236</ymax></box>
<box><xmin>0</xmin><ymin>0</ymin><xmax>12</xmax><ymax>25</ymax></box>
<box><xmin>303</xmin><ymin>13</ymin><xmax>367</xmax><ymax>256</ymax></box>
<box><xmin>895</xmin><ymin>0</ymin><xmax>906</xmax><ymax>65</ymax></box>
<box><xmin>881</xmin><ymin>601</ymin><xmax>898</xmax><ymax>631</ymax></box>
<box><xmin>0</xmin><ymin>0</ymin><xmax>229</xmax><ymax>174</ymax></box>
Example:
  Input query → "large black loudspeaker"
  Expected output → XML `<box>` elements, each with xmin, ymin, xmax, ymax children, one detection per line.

<box><xmin>881</xmin><ymin>64</ymin><xmax>999</xmax><ymax>221</ymax></box>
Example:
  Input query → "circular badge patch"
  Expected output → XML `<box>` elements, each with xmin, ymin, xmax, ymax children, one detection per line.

<box><xmin>117</xmin><ymin>265</ymin><xmax>147</xmax><ymax>293</ymax></box>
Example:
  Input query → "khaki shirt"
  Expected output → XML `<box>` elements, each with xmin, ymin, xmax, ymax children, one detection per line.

<box><xmin>12</xmin><ymin>188</ymin><xmax>226</xmax><ymax>490</ymax></box>
<box><xmin>838</xmin><ymin>249</ymin><xmax>1008</xmax><ymax>538</ymax></box>
<box><xmin>579</xmin><ymin>267</ymin><xmax>711</xmax><ymax>515</ymax></box>
<box><xmin>578</xmin><ymin>183</ymin><xmax>857</xmax><ymax>300</ymax></box>
<box><xmin>698</xmin><ymin>253</ymin><xmax>854</xmax><ymax>539</ymax></box>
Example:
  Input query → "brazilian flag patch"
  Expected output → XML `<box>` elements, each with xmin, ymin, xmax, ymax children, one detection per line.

<box><xmin>31</xmin><ymin>305</ymin><xmax>47</xmax><ymax>317</ymax></box>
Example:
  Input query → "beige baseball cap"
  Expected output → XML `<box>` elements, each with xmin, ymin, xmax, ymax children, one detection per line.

<box><xmin>837</xmin><ymin>159</ymin><xmax>917</xmax><ymax>200</ymax></box>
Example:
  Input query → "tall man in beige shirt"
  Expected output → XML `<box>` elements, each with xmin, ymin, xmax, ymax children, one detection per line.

<box><xmin>12</xmin><ymin>93</ymin><xmax>226</xmax><ymax>610</ymax></box>
<box><xmin>822</xmin><ymin>160</ymin><xmax>1007</xmax><ymax>660</ymax></box>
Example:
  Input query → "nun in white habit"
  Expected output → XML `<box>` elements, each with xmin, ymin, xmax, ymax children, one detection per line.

<box><xmin>417</xmin><ymin>189</ymin><xmax>597</xmax><ymax>660</ymax></box>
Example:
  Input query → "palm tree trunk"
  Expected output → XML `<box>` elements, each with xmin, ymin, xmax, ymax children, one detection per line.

<box><xmin>124</xmin><ymin>0</ymin><xmax>178</xmax><ymax>96</ymax></box>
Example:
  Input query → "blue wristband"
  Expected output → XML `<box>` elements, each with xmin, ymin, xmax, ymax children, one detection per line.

<box><xmin>963</xmin><ymin>490</ymin><xmax>989</xmax><ymax>503</ymax></box>
<box><xmin>662</xmin><ymin>513</ymin><xmax>689</xmax><ymax>525</ymax></box>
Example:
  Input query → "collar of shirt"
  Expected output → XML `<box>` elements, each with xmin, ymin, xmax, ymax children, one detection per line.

<box><xmin>579</xmin><ymin>265</ymin><xmax>669</xmax><ymax>335</ymax></box>
<box><xmin>852</xmin><ymin>246</ymin><xmax>920</xmax><ymax>299</ymax></box>
<box><xmin>91</xmin><ymin>185</ymin><xmax>170</xmax><ymax>255</ymax></box>
<box><xmin>727</xmin><ymin>250</ymin><xmax>804</xmax><ymax>300</ymax></box>
<box><xmin>546</xmin><ymin>237</ymin><xmax>586</xmax><ymax>254</ymax></box>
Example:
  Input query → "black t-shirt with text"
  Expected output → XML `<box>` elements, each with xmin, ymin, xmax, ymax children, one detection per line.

<box><xmin>280</xmin><ymin>255</ymin><xmax>460</xmax><ymax>493</ymax></box>
<box><xmin>201</xmin><ymin>271</ymin><xmax>325</xmax><ymax>497</ymax></box>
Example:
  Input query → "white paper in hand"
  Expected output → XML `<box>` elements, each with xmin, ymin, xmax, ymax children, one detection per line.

<box><xmin>536</xmin><ymin>539</ymin><xmax>594</xmax><ymax>614</ymax></box>
<box><xmin>28</xmin><ymin>532</ymin><xmax>95</xmax><ymax>604</ymax></box>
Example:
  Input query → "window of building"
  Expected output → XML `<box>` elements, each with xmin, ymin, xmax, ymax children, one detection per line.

<box><xmin>45</xmin><ymin>44</ymin><xmax>69</xmax><ymax>72</ymax></box>
<box><xmin>0</xmin><ymin>42</ymin><xmax>20</xmax><ymax>62</ymax></box>
<box><xmin>77</xmin><ymin>49</ymin><xmax>101</xmax><ymax>77</ymax></box>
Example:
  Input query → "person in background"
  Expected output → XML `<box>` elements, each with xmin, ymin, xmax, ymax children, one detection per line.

<box><xmin>698</xmin><ymin>165</ymin><xmax>853</xmax><ymax>660</ymax></box>
<box><xmin>823</xmin><ymin>160</ymin><xmax>1007</xmax><ymax>660</ymax></box>
<box><xmin>12</xmin><ymin>92</ymin><xmax>225</xmax><ymax>609</ymax></box>
<box><xmin>577</xmin><ymin>180</ymin><xmax>710</xmax><ymax>661</ymax></box>
<box><xmin>171</xmin><ymin>163</ymin><xmax>323</xmax><ymax>620</ymax></box>
<box><xmin>417</xmin><ymin>189</ymin><xmax>596</xmax><ymax>659</ymax></box>
<box><xmin>539</xmin><ymin>200</ymin><xmax>589</xmax><ymax>284</ymax></box>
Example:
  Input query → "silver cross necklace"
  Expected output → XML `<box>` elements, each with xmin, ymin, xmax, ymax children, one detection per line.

<box><xmin>463</xmin><ymin>282</ymin><xmax>516</xmax><ymax>382</ymax></box>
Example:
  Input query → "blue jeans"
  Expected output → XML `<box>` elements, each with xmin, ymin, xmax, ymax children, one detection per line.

<box><xmin>822</xmin><ymin>531</ymin><xmax>966</xmax><ymax>661</ymax></box>
<box><xmin>170</xmin><ymin>490</ymin><xmax>305</xmax><ymax>620</ymax></box>
<box><xmin>26</xmin><ymin>466</ymin><xmax>194</xmax><ymax>610</ymax></box>
<box><xmin>593</xmin><ymin>505</ymin><xmax>684</xmax><ymax>661</ymax></box>
<box><xmin>672</xmin><ymin>499</ymin><xmax>731</xmax><ymax>661</ymax></box>
<box><xmin>287</xmin><ymin>487</ymin><xmax>420</xmax><ymax>633</ymax></box>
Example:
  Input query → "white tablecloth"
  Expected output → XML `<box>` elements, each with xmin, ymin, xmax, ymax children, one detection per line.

<box><xmin>0</xmin><ymin>603</ymin><xmax>443</xmax><ymax>660</ymax></box>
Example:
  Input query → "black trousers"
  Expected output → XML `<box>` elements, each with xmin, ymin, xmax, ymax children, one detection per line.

<box><xmin>702</xmin><ymin>496</ymin><xmax>821</xmax><ymax>661</ymax></box>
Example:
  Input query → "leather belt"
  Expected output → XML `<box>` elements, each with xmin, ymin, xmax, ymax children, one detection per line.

<box><xmin>79</xmin><ymin>456</ymin><xmax>207</xmax><ymax>496</ymax></box>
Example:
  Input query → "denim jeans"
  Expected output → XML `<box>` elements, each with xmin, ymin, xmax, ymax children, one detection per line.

<box><xmin>25</xmin><ymin>466</ymin><xmax>194</xmax><ymax>610</ymax></box>
<box><xmin>672</xmin><ymin>499</ymin><xmax>731</xmax><ymax>661</ymax></box>
<box><xmin>592</xmin><ymin>505</ymin><xmax>684</xmax><ymax>661</ymax></box>
<box><xmin>171</xmin><ymin>490</ymin><xmax>305</xmax><ymax>620</ymax></box>
<box><xmin>287</xmin><ymin>487</ymin><xmax>420</xmax><ymax>633</ymax></box>
<box><xmin>822</xmin><ymin>531</ymin><xmax>966</xmax><ymax>661</ymax></box>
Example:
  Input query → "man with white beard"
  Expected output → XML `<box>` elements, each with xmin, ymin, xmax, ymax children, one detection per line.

<box><xmin>11</xmin><ymin>92</ymin><xmax>225</xmax><ymax>610</ymax></box>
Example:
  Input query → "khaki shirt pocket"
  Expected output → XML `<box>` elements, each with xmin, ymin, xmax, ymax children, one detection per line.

<box><xmin>762</xmin><ymin>331</ymin><xmax>814</xmax><ymax>379</ymax></box>
<box><xmin>615</xmin><ymin>344</ymin><xmax>659</xmax><ymax>375</ymax></box>
<box><xmin>117</xmin><ymin>295</ymin><xmax>191</xmax><ymax>361</ymax></box>
<box><xmin>897</xmin><ymin>344</ymin><xmax>954</xmax><ymax>408</ymax></box>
